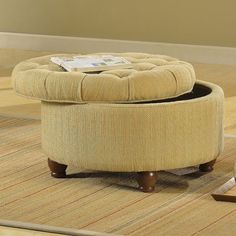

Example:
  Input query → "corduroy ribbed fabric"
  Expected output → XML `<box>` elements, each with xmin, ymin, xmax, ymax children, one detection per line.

<box><xmin>41</xmin><ymin>81</ymin><xmax>223</xmax><ymax>172</ymax></box>
<box><xmin>12</xmin><ymin>53</ymin><xmax>196</xmax><ymax>103</ymax></box>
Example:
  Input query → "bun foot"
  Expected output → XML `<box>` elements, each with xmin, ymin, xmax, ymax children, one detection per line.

<box><xmin>48</xmin><ymin>158</ymin><xmax>67</xmax><ymax>178</ymax></box>
<box><xmin>137</xmin><ymin>171</ymin><xmax>158</xmax><ymax>193</ymax></box>
<box><xmin>199</xmin><ymin>159</ymin><xmax>216</xmax><ymax>172</ymax></box>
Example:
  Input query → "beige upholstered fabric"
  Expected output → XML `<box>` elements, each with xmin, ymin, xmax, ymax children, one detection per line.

<box><xmin>41</xmin><ymin>81</ymin><xmax>224</xmax><ymax>172</ymax></box>
<box><xmin>12</xmin><ymin>53</ymin><xmax>196</xmax><ymax>103</ymax></box>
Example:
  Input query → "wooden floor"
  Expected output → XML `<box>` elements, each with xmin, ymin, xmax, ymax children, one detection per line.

<box><xmin>0</xmin><ymin>226</ymin><xmax>64</xmax><ymax>236</ymax></box>
<box><xmin>0</xmin><ymin>220</ymin><xmax>112</xmax><ymax>236</ymax></box>
<box><xmin>0</xmin><ymin>48</ymin><xmax>236</xmax><ymax>236</ymax></box>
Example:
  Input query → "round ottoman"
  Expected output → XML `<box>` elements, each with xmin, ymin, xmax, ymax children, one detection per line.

<box><xmin>12</xmin><ymin>53</ymin><xmax>224</xmax><ymax>192</ymax></box>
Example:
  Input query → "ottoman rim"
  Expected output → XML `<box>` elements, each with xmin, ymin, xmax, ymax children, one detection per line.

<box><xmin>12</xmin><ymin>52</ymin><xmax>196</xmax><ymax>103</ymax></box>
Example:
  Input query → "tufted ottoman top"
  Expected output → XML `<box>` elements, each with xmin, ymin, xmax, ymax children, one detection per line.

<box><xmin>12</xmin><ymin>53</ymin><xmax>196</xmax><ymax>103</ymax></box>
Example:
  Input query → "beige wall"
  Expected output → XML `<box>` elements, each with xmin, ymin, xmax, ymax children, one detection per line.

<box><xmin>0</xmin><ymin>0</ymin><xmax>236</xmax><ymax>47</ymax></box>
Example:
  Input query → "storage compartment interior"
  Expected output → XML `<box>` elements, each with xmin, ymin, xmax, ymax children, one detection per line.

<box><xmin>135</xmin><ymin>84</ymin><xmax>212</xmax><ymax>104</ymax></box>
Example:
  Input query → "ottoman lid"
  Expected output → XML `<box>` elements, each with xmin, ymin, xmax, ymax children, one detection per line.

<box><xmin>12</xmin><ymin>52</ymin><xmax>196</xmax><ymax>103</ymax></box>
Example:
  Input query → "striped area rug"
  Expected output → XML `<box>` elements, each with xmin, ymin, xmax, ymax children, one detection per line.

<box><xmin>1</xmin><ymin>116</ymin><xmax>236</xmax><ymax>236</ymax></box>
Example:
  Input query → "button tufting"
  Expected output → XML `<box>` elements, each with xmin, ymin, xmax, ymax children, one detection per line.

<box><xmin>12</xmin><ymin>53</ymin><xmax>196</xmax><ymax>103</ymax></box>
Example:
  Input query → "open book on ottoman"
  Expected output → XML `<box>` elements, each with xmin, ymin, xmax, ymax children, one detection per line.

<box><xmin>51</xmin><ymin>55</ymin><xmax>132</xmax><ymax>73</ymax></box>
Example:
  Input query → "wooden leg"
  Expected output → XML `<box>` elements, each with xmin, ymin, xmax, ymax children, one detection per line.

<box><xmin>48</xmin><ymin>158</ymin><xmax>67</xmax><ymax>178</ymax></box>
<box><xmin>199</xmin><ymin>159</ymin><xmax>216</xmax><ymax>172</ymax></box>
<box><xmin>137</xmin><ymin>171</ymin><xmax>158</xmax><ymax>193</ymax></box>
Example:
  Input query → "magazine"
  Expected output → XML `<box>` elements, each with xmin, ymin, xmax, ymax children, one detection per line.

<box><xmin>51</xmin><ymin>55</ymin><xmax>132</xmax><ymax>73</ymax></box>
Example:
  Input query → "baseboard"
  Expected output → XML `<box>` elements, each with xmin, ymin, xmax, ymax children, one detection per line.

<box><xmin>1</xmin><ymin>32</ymin><xmax>236</xmax><ymax>65</ymax></box>
<box><xmin>225</xmin><ymin>134</ymin><xmax>236</xmax><ymax>138</ymax></box>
